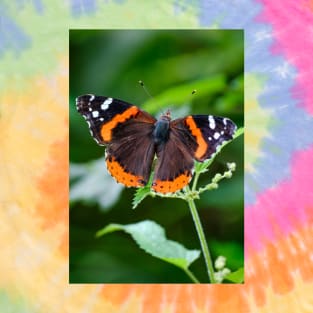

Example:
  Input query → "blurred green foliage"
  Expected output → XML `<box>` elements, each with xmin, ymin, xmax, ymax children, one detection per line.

<box><xmin>70</xmin><ymin>30</ymin><xmax>244</xmax><ymax>283</ymax></box>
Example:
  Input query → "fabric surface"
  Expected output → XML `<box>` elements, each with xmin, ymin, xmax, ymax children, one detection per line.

<box><xmin>1</xmin><ymin>0</ymin><xmax>312</xmax><ymax>312</ymax></box>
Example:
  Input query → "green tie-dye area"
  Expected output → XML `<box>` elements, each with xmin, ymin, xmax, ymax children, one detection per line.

<box><xmin>0</xmin><ymin>1</ymin><xmax>198</xmax><ymax>94</ymax></box>
<box><xmin>1</xmin><ymin>0</ymin><xmax>313</xmax><ymax>312</ymax></box>
<box><xmin>245</xmin><ymin>73</ymin><xmax>272</xmax><ymax>172</ymax></box>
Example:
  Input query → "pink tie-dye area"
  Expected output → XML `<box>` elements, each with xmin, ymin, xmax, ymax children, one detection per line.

<box><xmin>1</xmin><ymin>0</ymin><xmax>312</xmax><ymax>312</ymax></box>
<box><xmin>258</xmin><ymin>0</ymin><xmax>313</xmax><ymax>115</ymax></box>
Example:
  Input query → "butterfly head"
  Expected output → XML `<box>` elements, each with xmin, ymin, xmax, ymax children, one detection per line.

<box><xmin>160</xmin><ymin>109</ymin><xmax>171</xmax><ymax>122</ymax></box>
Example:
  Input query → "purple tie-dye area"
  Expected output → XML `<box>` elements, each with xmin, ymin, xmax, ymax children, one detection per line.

<box><xmin>1</xmin><ymin>0</ymin><xmax>312</xmax><ymax>312</ymax></box>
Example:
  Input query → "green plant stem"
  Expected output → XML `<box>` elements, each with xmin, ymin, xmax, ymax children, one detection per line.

<box><xmin>184</xmin><ymin>268</ymin><xmax>200</xmax><ymax>283</ymax></box>
<box><xmin>187</xmin><ymin>194</ymin><xmax>216</xmax><ymax>283</ymax></box>
<box><xmin>191</xmin><ymin>170</ymin><xmax>201</xmax><ymax>192</ymax></box>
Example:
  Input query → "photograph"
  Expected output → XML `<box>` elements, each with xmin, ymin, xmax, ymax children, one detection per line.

<box><xmin>69</xmin><ymin>29</ymin><xmax>244</xmax><ymax>283</ymax></box>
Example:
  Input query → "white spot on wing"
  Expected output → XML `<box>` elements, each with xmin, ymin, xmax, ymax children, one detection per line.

<box><xmin>208</xmin><ymin>115</ymin><xmax>216</xmax><ymax>129</ymax></box>
<box><xmin>101</xmin><ymin>97</ymin><xmax>113</xmax><ymax>110</ymax></box>
<box><xmin>88</xmin><ymin>94</ymin><xmax>95</xmax><ymax>102</ymax></box>
<box><xmin>92</xmin><ymin>110</ymin><xmax>99</xmax><ymax>118</ymax></box>
<box><xmin>213</xmin><ymin>132</ymin><xmax>220</xmax><ymax>139</ymax></box>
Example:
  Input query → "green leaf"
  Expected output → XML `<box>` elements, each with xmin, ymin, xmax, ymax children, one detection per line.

<box><xmin>132</xmin><ymin>171</ymin><xmax>154</xmax><ymax>209</ymax></box>
<box><xmin>225</xmin><ymin>267</ymin><xmax>244</xmax><ymax>283</ymax></box>
<box><xmin>132</xmin><ymin>186</ymin><xmax>151</xmax><ymax>209</ymax></box>
<box><xmin>233</xmin><ymin>126</ymin><xmax>244</xmax><ymax>139</ymax></box>
<box><xmin>194</xmin><ymin>160</ymin><xmax>210</xmax><ymax>174</ymax></box>
<box><xmin>96</xmin><ymin>220</ymin><xmax>200</xmax><ymax>270</ymax></box>
<box><xmin>142</xmin><ymin>75</ymin><xmax>226</xmax><ymax>113</ymax></box>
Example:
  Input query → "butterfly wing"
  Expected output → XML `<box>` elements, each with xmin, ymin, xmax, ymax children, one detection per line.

<box><xmin>182</xmin><ymin>115</ymin><xmax>237</xmax><ymax>161</ymax></box>
<box><xmin>152</xmin><ymin>114</ymin><xmax>237</xmax><ymax>193</ymax></box>
<box><xmin>76</xmin><ymin>95</ymin><xmax>142</xmax><ymax>145</ymax></box>
<box><xmin>152</xmin><ymin>124</ymin><xmax>195</xmax><ymax>193</ymax></box>
<box><xmin>76</xmin><ymin>94</ymin><xmax>157</xmax><ymax>187</ymax></box>
<box><xmin>105</xmin><ymin>115</ymin><xmax>157</xmax><ymax>187</ymax></box>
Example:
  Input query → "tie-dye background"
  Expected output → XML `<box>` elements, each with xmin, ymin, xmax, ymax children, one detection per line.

<box><xmin>1</xmin><ymin>0</ymin><xmax>312</xmax><ymax>312</ymax></box>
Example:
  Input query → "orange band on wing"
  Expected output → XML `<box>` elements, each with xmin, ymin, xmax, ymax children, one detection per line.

<box><xmin>106</xmin><ymin>157</ymin><xmax>145</xmax><ymax>187</ymax></box>
<box><xmin>152</xmin><ymin>172</ymin><xmax>191</xmax><ymax>194</ymax></box>
<box><xmin>185</xmin><ymin>116</ymin><xmax>207</xmax><ymax>159</ymax></box>
<box><xmin>100</xmin><ymin>106</ymin><xmax>139</xmax><ymax>142</ymax></box>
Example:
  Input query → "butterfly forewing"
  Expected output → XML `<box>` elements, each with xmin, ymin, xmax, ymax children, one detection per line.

<box><xmin>181</xmin><ymin>115</ymin><xmax>237</xmax><ymax>162</ymax></box>
<box><xmin>76</xmin><ymin>95</ymin><xmax>140</xmax><ymax>145</ymax></box>
<box><xmin>76</xmin><ymin>94</ymin><xmax>157</xmax><ymax>187</ymax></box>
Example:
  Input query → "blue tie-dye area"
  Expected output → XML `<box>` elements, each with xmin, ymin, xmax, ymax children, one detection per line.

<box><xmin>70</xmin><ymin>0</ymin><xmax>126</xmax><ymax>15</ymax></box>
<box><xmin>246</xmin><ymin>101</ymin><xmax>313</xmax><ymax>203</ymax></box>
<box><xmin>199</xmin><ymin>0</ymin><xmax>263</xmax><ymax>28</ymax></box>
<box><xmin>245</xmin><ymin>27</ymin><xmax>313</xmax><ymax>203</ymax></box>
<box><xmin>0</xmin><ymin>6</ymin><xmax>31</xmax><ymax>56</ymax></box>
<box><xmin>199</xmin><ymin>0</ymin><xmax>313</xmax><ymax>204</ymax></box>
<box><xmin>14</xmin><ymin>0</ymin><xmax>44</xmax><ymax>13</ymax></box>
<box><xmin>70</xmin><ymin>0</ymin><xmax>96</xmax><ymax>16</ymax></box>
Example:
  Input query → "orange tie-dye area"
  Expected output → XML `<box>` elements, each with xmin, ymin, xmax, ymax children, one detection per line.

<box><xmin>1</xmin><ymin>0</ymin><xmax>313</xmax><ymax>312</ymax></box>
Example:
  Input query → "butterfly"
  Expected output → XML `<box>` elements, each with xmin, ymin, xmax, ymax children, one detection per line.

<box><xmin>76</xmin><ymin>94</ymin><xmax>237</xmax><ymax>193</ymax></box>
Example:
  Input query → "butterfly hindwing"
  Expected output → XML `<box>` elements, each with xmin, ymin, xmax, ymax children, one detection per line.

<box><xmin>152</xmin><ymin>122</ymin><xmax>196</xmax><ymax>193</ymax></box>
<box><xmin>106</xmin><ymin>115</ymin><xmax>156</xmax><ymax>187</ymax></box>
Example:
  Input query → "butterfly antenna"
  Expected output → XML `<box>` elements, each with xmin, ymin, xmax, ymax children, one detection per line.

<box><xmin>183</xmin><ymin>89</ymin><xmax>197</xmax><ymax>105</ymax></box>
<box><xmin>139</xmin><ymin>80</ymin><xmax>153</xmax><ymax>99</ymax></box>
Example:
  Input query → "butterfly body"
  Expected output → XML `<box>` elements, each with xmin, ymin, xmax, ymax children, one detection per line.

<box><xmin>153</xmin><ymin>113</ymin><xmax>171</xmax><ymax>145</ymax></box>
<box><xmin>76</xmin><ymin>94</ymin><xmax>237</xmax><ymax>194</ymax></box>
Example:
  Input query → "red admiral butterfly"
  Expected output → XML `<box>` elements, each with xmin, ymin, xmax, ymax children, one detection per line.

<box><xmin>76</xmin><ymin>94</ymin><xmax>237</xmax><ymax>194</ymax></box>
